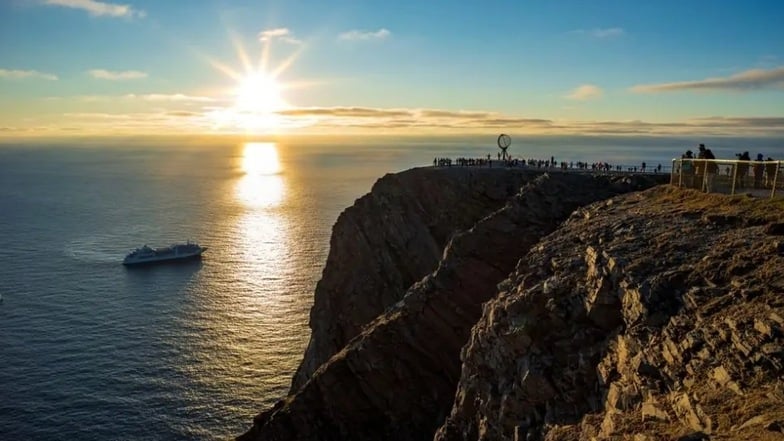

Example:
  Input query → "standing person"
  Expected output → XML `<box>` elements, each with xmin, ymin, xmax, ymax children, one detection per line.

<box><xmin>703</xmin><ymin>147</ymin><xmax>717</xmax><ymax>192</ymax></box>
<box><xmin>753</xmin><ymin>154</ymin><xmax>765</xmax><ymax>189</ymax></box>
<box><xmin>681</xmin><ymin>150</ymin><xmax>694</xmax><ymax>187</ymax></box>
<box><xmin>694</xmin><ymin>144</ymin><xmax>706</xmax><ymax>189</ymax></box>
<box><xmin>736</xmin><ymin>151</ymin><xmax>751</xmax><ymax>189</ymax></box>
<box><xmin>766</xmin><ymin>157</ymin><xmax>778</xmax><ymax>188</ymax></box>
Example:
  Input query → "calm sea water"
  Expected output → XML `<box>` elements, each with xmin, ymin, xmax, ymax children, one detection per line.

<box><xmin>0</xmin><ymin>135</ymin><xmax>780</xmax><ymax>440</ymax></box>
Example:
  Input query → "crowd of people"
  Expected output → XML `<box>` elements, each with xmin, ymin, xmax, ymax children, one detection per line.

<box><xmin>431</xmin><ymin>143</ymin><xmax>780</xmax><ymax>195</ymax></box>
<box><xmin>432</xmin><ymin>155</ymin><xmax>664</xmax><ymax>175</ymax></box>
<box><xmin>678</xmin><ymin>144</ymin><xmax>779</xmax><ymax>192</ymax></box>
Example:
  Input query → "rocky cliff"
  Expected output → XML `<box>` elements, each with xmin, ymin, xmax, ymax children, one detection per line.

<box><xmin>292</xmin><ymin>167</ymin><xmax>535</xmax><ymax>389</ymax></box>
<box><xmin>437</xmin><ymin>187</ymin><xmax>784</xmax><ymax>441</ymax></box>
<box><xmin>239</xmin><ymin>169</ymin><xmax>667</xmax><ymax>441</ymax></box>
<box><xmin>238</xmin><ymin>166</ymin><xmax>782</xmax><ymax>441</ymax></box>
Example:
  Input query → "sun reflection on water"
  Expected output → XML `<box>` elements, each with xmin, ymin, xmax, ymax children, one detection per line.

<box><xmin>237</xmin><ymin>142</ymin><xmax>284</xmax><ymax>208</ymax></box>
<box><xmin>176</xmin><ymin>142</ymin><xmax>306</xmax><ymax>422</ymax></box>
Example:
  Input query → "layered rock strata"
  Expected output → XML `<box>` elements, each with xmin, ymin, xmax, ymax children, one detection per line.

<box><xmin>292</xmin><ymin>167</ymin><xmax>535</xmax><ymax>389</ymax></box>
<box><xmin>437</xmin><ymin>187</ymin><xmax>784</xmax><ymax>441</ymax></box>
<box><xmin>240</xmin><ymin>172</ymin><xmax>665</xmax><ymax>441</ymax></box>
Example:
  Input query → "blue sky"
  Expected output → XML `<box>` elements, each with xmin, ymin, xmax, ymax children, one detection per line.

<box><xmin>1</xmin><ymin>0</ymin><xmax>783</xmax><ymax>136</ymax></box>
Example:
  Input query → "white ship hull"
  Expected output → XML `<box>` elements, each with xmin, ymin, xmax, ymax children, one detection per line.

<box><xmin>123</xmin><ymin>243</ymin><xmax>207</xmax><ymax>266</ymax></box>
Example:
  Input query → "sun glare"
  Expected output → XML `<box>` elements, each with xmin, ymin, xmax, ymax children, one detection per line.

<box><xmin>235</xmin><ymin>72</ymin><xmax>286</xmax><ymax>114</ymax></box>
<box><xmin>242</xmin><ymin>142</ymin><xmax>282</xmax><ymax>176</ymax></box>
<box><xmin>237</xmin><ymin>142</ymin><xmax>284</xmax><ymax>208</ymax></box>
<box><xmin>204</xmin><ymin>31</ymin><xmax>307</xmax><ymax>133</ymax></box>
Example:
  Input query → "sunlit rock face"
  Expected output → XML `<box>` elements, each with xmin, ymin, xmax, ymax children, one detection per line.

<box><xmin>291</xmin><ymin>167</ymin><xmax>536</xmax><ymax>390</ymax></box>
<box><xmin>436</xmin><ymin>187</ymin><xmax>784</xmax><ymax>441</ymax></box>
<box><xmin>239</xmin><ymin>169</ymin><xmax>668</xmax><ymax>441</ymax></box>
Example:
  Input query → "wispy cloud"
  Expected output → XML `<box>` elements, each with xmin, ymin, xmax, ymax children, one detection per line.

<box><xmin>166</xmin><ymin>111</ymin><xmax>200</xmax><ymax>117</ymax></box>
<box><xmin>71</xmin><ymin>93</ymin><xmax>214</xmax><ymax>102</ymax></box>
<box><xmin>275</xmin><ymin>106</ymin><xmax>553</xmax><ymax>130</ymax></box>
<box><xmin>42</xmin><ymin>0</ymin><xmax>145</xmax><ymax>18</ymax></box>
<box><xmin>0</xmin><ymin>68</ymin><xmax>58</xmax><ymax>80</ymax></box>
<box><xmin>562</xmin><ymin>116</ymin><xmax>784</xmax><ymax>136</ymax></box>
<box><xmin>338</xmin><ymin>28</ymin><xmax>391</xmax><ymax>41</ymax></box>
<box><xmin>631</xmin><ymin>66</ymin><xmax>784</xmax><ymax>93</ymax></box>
<box><xmin>418</xmin><ymin>110</ymin><xmax>494</xmax><ymax>119</ymax></box>
<box><xmin>566</xmin><ymin>84</ymin><xmax>603</xmax><ymax>100</ymax></box>
<box><xmin>258</xmin><ymin>27</ymin><xmax>302</xmax><ymax>45</ymax></box>
<box><xmin>125</xmin><ymin>93</ymin><xmax>213</xmax><ymax>102</ymax></box>
<box><xmin>88</xmin><ymin>69</ymin><xmax>148</xmax><ymax>80</ymax></box>
<box><xmin>8</xmin><ymin>104</ymin><xmax>783</xmax><ymax>137</ymax></box>
<box><xmin>570</xmin><ymin>27</ymin><xmax>625</xmax><ymax>38</ymax></box>
<box><xmin>278</xmin><ymin>107</ymin><xmax>410</xmax><ymax>118</ymax></box>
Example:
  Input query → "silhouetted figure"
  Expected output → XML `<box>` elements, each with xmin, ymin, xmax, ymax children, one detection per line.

<box><xmin>703</xmin><ymin>147</ymin><xmax>717</xmax><ymax>192</ymax></box>
<box><xmin>753</xmin><ymin>153</ymin><xmax>765</xmax><ymax>189</ymax></box>
<box><xmin>766</xmin><ymin>157</ymin><xmax>778</xmax><ymax>188</ymax></box>
<box><xmin>694</xmin><ymin>144</ymin><xmax>706</xmax><ymax>189</ymax></box>
<box><xmin>736</xmin><ymin>151</ymin><xmax>751</xmax><ymax>188</ymax></box>
<box><xmin>681</xmin><ymin>150</ymin><xmax>694</xmax><ymax>187</ymax></box>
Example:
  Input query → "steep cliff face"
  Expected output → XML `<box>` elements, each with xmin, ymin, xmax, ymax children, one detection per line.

<box><xmin>292</xmin><ymin>167</ymin><xmax>535</xmax><ymax>389</ymax></box>
<box><xmin>437</xmin><ymin>187</ymin><xmax>784</xmax><ymax>441</ymax></box>
<box><xmin>239</xmin><ymin>172</ymin><xmax>666</xmax><ymax>441</ymax></box>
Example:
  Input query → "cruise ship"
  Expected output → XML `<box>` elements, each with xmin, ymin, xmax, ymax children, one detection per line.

<box><xmin>122</xmin><ymin>241</ymin><xmax>207</xmax><ymax>266</ymax></box>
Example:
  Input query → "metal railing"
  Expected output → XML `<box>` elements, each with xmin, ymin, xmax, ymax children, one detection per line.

<box><xmin>670</xmin><ymin>158</ymin><xmax>783</xmax><ymax>198</ymax></box>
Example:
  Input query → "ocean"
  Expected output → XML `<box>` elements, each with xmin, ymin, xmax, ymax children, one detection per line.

<box><xmin>0</xmin><ymin>135</ymin><xmax>781</xmax><ymax>440</ymax></box>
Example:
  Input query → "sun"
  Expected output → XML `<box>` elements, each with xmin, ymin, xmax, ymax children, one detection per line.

<box><xmin>203</xmin><ymin>32</ymin><xmax>305</xmax><ymax>133</ymax></box>
<box><xmin>235</xmin><ymin>72</ymin><xmax>287</xmax><ymax>114</ymax></box>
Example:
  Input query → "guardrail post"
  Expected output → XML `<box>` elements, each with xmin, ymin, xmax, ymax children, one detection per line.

<box><xmin>731</xmin><ymin>161</ymin><xmax>738</xmax><ymax>195</ymax></box>
<box><xmin>700</xmin><ymin>159</ymin><xmax>708</xmax><ymax>193</ymax></box>
<box><xmin>772</xmin><ymin>161</ymin><xmax>780</xmax><ymax>199</ymax></box>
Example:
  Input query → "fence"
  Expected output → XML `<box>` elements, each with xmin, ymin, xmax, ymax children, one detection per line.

<box><xmin>670</xmin><ymin>158</ymin><xmax>784</xmax><ymax>199</ymax></box>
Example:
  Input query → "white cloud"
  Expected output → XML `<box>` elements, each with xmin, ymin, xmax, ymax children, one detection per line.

<box><xmin>88</xmin><ymin>69</ymin><xmax>148</xmax><ymax>80</ymax></box>
<box><xmin>566</xmin><ymin>84</ymin><xmax>603</xmax><ymax>100</ymax></box>
<box><xmin>0</xmin><ymin>68</ymin><xmax>58</xmax><ymax>80</ymax></box>
<box><xmin>43</xmin><ymin>0</ymin><xmax>145</xmax><ymax>18</ymax></box>
<box><xmin>631</xmin><ymin>66</ymin><xmax>784</xmax><ymax>93</ymax></box>
<box><xmin>7</xmin><ymin>105</ymin><xmax>784</xmax><ymax>137</ymax></box>
<box><xmin>571</xmin><ymin>27</ymin><xmax>625</xmax><ymax>38</ymax></box>
<box><xmin>258</xmin><ymin>27</ymin><xmax>302</xmax><ymax>45</ymax></box>
<box><xmin>72</xmin><ymin>93</ymin><xmax>214</xmax><ymax>102</ymax></box>
<box><xmin>338</xmin><ymin>28</ymin><xmax>391</xmax><ymax>41</ymax></box>
<box><xmin>125</xmin><ymin>93</ymin><xmax>213</xmax><ymax>102</ymax></box>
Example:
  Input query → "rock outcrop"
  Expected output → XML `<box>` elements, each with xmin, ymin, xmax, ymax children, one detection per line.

<box><xmin>238</xmin><ymin>164</ymin><xmax>782</xmax><ymax>441</ymax></box>
<box><xmin>239</xmin><ymin>170</ymin><xmax>666</xmax><ymax>441</ymax></box>
<box><xmin>436</xmin><ymin>187</ymin><xmax>784</xmax><ymax>441</ymax></box>
<box><xmin>291</xmin><ymin>167</ymin><xmax>535</xmax><ymax>389</ymax></box>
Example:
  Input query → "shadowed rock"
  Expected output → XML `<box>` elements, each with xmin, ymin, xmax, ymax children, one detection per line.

<box><xmin>239</xmin><ymin>172</ymin><xmax>664</xmax><ymax>441</ymax></box>
<box><xmin>291</xmin><ymin>167</ymin><xmax>536</xmax><ymax>390</ymax></box>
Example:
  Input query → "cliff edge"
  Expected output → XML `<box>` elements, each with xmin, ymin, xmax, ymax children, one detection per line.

<box><xmin>237</xmin><ymin>166</ymin><xmax>782</xmax><ymax>441</ymax></box>
<box><xmin>292</xmin><ymin>167</ymin><xmax>535</xmax><ymax>389</ymax></box>
<box><xmin>437</xmin><ymin>187</ymin><xmax>784</xmax><ymax>440</ymax></box>
<box><xmin>239</xmin><ymin>169</ymin><xmax>667</xmax><ymax>441</ymax></box>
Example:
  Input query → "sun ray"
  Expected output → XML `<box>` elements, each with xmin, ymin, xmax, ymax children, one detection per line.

<box><xmin>278</xmin><ymin>79</ymin><xmax>328</xmax><ymax>91</ymax></box>
<box><xmin>230</xmin><ymin>31</ymin><xmax>253</xmax><ymax>73</ymax></box>
<box><xmin>202</xmin><ymin>27</ymin><xmax>313</xmax><ymax>133</ymax></box>
<box><xmin>205</xmin><ymin>56</ymin><xmax>244</xmax><ymax>81</ymax></box>
<box><xmin>270</xmin><ymin>47</ymin><xmax>304</xmax><ymax>79</ymax></box>
<box><xmin>259</xmin><ymin>39</ymin><xmax>271</xmax><ymax>73</ymax></box>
